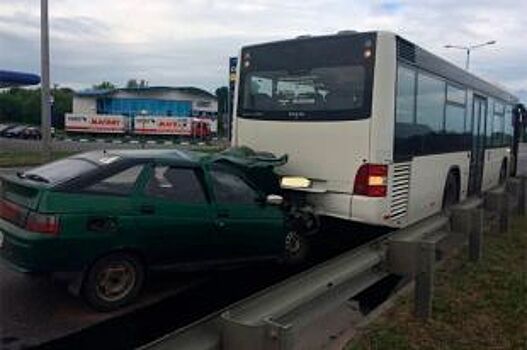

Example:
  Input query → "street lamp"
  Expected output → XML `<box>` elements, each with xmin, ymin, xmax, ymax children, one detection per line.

<box><xmin>444</xmin><ymin>40</ymin><xmax>496</xmax><ymax>71</ymax></box>
<box><xmin>41</xmin><ymin>0</ymin><xmax>52</xmax><ymax>160</ymax></box>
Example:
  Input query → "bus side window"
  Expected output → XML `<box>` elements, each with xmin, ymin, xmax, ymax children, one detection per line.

<box><xmin>394</xmin><ymin>65</ymin><xmax>417</xmax><ymax>160</ymax></box>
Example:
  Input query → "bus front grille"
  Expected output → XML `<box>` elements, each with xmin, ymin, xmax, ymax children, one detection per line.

<box><xmin>390</xmin><ymin>162</ymin><xmax>411</xmax><ymax>221</ymax></box>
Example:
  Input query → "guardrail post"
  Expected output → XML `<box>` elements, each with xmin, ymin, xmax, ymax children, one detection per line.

<box><xmin>498</xmin><ymin>191</ymin><xmax>509</xmax><ymax>233</ymax></box>
<box><xmin>512</xmin><ymin>177</ymin><xmax>527</xmax><ymax>216</ymax></box>
<box><xmin>414</xmin><ymin>241</ymin><xmax>435</xmax><ymax>320</ymax></box>
<box><xmin>468</xmin><ymin>208</ymin><xmax>484</xmax><ymax>262</ymax></box>
<box><xmin>485</xmin><ymin>188</ymin><xmax>510</xmax><ymax>234</ymax></box>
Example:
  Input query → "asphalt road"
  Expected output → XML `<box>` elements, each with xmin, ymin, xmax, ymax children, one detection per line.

<box><xmin>0</xmin><ymin>251</ymin><xmax>204</xmax><ymax>349</ymax></box>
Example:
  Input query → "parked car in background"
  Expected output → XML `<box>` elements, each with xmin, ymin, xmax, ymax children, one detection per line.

<box><xmin>0</xmin><ymin>124</ymin><xmax>16</xmax><ymax>137</ymax></box>
<box><xmin>3</xmin><ymin>124</ymin><xmax>29</xmax><ymax>138</ymax></box>
<box><xmin>0</xmin><ymin>148</ymin><xmax>304</xmax><ymax>311</ymax></box>
<box><xmin>21</xmin><ymin>126</ymin><xmax>42</xmax><ymax>140</ymax></box>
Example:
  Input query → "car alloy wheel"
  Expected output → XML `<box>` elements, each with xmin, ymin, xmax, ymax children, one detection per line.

<box><xmin>83</xmin><ymin>253</ymin><xmax>145</xmax><ymax>311</ymax></box>
<box><xmin>95</xmin><ymin>261</ymin><xmax>136</xmax><ymax>303</ymax></box>
<box><xmin>284</xmin><ymin>230</ymin><xmax>309</xmax><ymax>265</ymax></box>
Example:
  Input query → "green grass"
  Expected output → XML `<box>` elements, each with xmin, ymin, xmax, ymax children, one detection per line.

<box><xmin>0</xmin><ymin>150</ymin><xmax>77</xmax><ymax>167</ymax></box>
<box><xmin>0</xmin><ymin>143</ymin><xmax>227</xmax><ymax>168</ymax></box>
<box><xmin>347</xmin><ymin>217</ymin><xmax>527</xmax><ymax>350</ymax></box>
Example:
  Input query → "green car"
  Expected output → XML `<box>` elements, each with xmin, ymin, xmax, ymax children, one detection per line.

<box><xmin>0</xmin><ymin>149</ymin><xmax>308</xmax><ymax>310</ymax></box>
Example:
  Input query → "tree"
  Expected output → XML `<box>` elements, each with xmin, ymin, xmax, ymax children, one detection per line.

<box><xmin>126</xmin><ymin>79</ymin><xmax>139</xmax><ymax>89</ymax></box>
<box><xmin>0</xmin><ymin>87</ymin><xmax>73</xmax><ymax>128</ymax></box>
<box><xmin>126</xmin><ymin>79</ymin><xmax>148</xmax><ymax>89</ymax></box>
<box><xmin>93</xmin><ymin>81</ymin><xmax>116</xmax><ymax>90</ymax></box>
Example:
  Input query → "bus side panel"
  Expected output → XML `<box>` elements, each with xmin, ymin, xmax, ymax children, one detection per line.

<box><xmin>369</xmin><ymin>31</ymin><xmax>397</xmax><ymax>164</ymax></box>
<box><xmin>482</xmin><ymin>148</ymin><xmax>510</xmax><ymax>191</ymax></box>
<box><xmin>406</xmin><ymin>152</ymin><xmax>470</xmax><ymax>225</ymax></box>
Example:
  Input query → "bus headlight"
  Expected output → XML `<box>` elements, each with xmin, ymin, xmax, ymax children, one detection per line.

<box><xmin>281</xmin><ymin>176</ymin><xmax>312</xmax><ymax>189</ymax></box>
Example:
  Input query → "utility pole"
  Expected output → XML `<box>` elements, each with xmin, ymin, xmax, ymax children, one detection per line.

<box><xmin>41</xmin><ymin>0</ymin><xmax>52</xmax><ymax>160</ymax></box>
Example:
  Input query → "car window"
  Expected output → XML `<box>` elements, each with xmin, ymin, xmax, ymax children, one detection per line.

<box><xmin>145</xmin><ymin>166</ymin><xmax>206</xmax><ymax>203</ymax></box>
<box><xmin>84</xmin><ymin>165</ymin><xmax>144</xmax><ymax>196</ymax></box>
<box><xmin>210</xmin><ymin>169</ymin><xmax>260</xmax><ymax>204</ymax></box>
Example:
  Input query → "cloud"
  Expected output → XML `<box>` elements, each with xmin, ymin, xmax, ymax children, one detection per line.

<box><xmin>0</xmin><ymin>0</ymin><xmax>525</xmax><ymax>99</ymax></box>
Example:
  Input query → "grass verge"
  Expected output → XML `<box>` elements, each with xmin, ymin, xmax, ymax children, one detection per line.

<box><xmin>0</xmin><ymin>150</ymin><xmax>77</xmax><ymax>167</ymax></box>
<box><xmin>0</xmin><ymin>144</ymin><xmax>226</xmax><ymax>168</ymax></box>
<box><xmin>347</xmin><ymin>217</ymin><xmax>527</xmax><ymax>350</ymax></box>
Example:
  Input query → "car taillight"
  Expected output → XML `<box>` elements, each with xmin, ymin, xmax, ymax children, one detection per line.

<box><xmin>353</xmin><ymin>164</ymin><xmax>388</xmax><ymax>197</ymax></box>
<box><xmin>0</xmin><ymin>199</ymin><xmax>28</xmax><ymax>226</ymax></box>
<box><xmin>26</xmin><ymin>212</ymin><xmax>60</xmax><ymax>235</ymax></box>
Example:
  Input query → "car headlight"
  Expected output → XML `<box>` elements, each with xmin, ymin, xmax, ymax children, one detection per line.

<box><xmin>280</xmin><ymin>176</ymin><xmax>312</xmax><ymax>189</ymax></box>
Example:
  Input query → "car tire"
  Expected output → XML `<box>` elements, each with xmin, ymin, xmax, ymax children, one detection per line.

<box><xmin>82</xmin><ymin>252</ymin><xmax>145</xmax><ymax>312</ymax></box>
<box><xmin>283</xmin><ymin>231</ymin><xmax>310</xmax><ymax>265</ymax></box>
<box><xmin>442</xmin><ymin>171</ymin><xmax>459</xmax><ymax>210</ymax></box>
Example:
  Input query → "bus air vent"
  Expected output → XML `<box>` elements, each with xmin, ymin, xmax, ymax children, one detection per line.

<box><xmin>390</xmin><ymin>162</ymin><xmax>411</xmax><ymax>221</ymax></box>
<box><xmin>396</xmin><ymin>37</ymin><xmax>416</xmax><ymax>63</ymax></box>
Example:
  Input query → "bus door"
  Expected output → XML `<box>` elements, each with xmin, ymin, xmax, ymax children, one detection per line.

<box><xmin>468</xmin><ymin>95</ymin><xmax>487</xmax><ymax>196</ymax></box>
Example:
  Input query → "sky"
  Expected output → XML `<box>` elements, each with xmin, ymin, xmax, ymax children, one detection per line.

<box><xmin>0</xmin><ymin>0</ymin><xmax>525</xmax><ymax>100</ymax></box>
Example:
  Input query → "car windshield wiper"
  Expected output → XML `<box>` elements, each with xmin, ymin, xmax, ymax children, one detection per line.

<box><xmin>17</xmin><ymin>172</ymin><xmax>50</xmax><ymax>183</ymax></box>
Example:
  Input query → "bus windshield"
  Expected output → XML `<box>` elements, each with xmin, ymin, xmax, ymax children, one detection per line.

<box><xmin>238</xmin><ymin>33</ymin><xmax>376</xmax><ymax>121</ymax></box>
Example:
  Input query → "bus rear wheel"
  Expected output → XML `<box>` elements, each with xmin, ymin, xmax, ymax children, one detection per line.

<box><xmin>442</xmin><ymin>171</ymin><xmax>459</xmax><ymax>210</ymax></box>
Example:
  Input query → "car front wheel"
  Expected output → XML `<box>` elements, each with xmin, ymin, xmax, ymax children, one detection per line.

<box><xmin>82</xmin><ymin>253</ymin><xmax>145</xmax><ymax>311</ymax></box>
<box><xmin>283</xmin><ymin>231</ymin><xmax>310</xmax><ymax>265</ymax></box>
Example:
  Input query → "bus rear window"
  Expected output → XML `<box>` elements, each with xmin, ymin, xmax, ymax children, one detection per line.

<box><xmin>238</xmin><ymin>33</ymin><xmax>375</xmax><ymax>121</ymax></box>
<box><xmin>244</xmin><ymin>66</ymin><xmax>365</xmax><ymax>112</ymax></box>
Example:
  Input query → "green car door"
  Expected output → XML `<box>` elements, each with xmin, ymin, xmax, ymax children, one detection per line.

<box><xmin>38</xmin><ymin>163</ymin><xmax>148</xmax><ymax>270</ymax></box>
<box><xmin>206</xmin><ymin>165</ymin><xmax>285</xmax><ymax>259</ymax></box>
<box><xmin>135</xmin><ymin>163</ymin><xmax>215</xmax><ymax>266</ymax></box>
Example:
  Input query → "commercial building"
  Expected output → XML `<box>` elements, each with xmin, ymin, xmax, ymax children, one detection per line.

<box><xmin>67</xmin><ymin>86</ymin><xmax>218</xmax><ymax>136</ymax></box>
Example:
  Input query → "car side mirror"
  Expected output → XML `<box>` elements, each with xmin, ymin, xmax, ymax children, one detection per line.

<box><xmin>266</xmin><ymin>194</ymin><xmax>284</xmax><ymax>206</ymax></box>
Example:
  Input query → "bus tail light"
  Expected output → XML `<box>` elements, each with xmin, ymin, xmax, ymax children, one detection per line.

<box><xmin>353</xmin><ymin>164</ymin><xmax>388</xmax><ymax>197</ymax></box>
<box><xmin>25</xmin><ymin>212</ymin><xmax>60</xmax><ymax>235</ymax></box>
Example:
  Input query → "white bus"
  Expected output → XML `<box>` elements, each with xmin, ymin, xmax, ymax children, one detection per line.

<box><xmin>232</xmin><ymin>31</ymin><xmax>519</xmax><ymax>229</ymax></box>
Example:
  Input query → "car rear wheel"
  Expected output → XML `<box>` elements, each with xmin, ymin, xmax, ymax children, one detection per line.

<box><xmin>283</xmin><ymin>231</ymin><xmax>310</xmax><ymax>265</ymax></box>
<box><xmin>82</xmin><ymin>253</ymin><xmax>145</xmax><ymax>311</ymax></box>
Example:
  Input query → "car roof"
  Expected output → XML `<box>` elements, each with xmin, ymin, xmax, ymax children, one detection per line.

<box><xmin>75</xmin><ymin>149</ymin><xmax>207</xmax><ymax>167</ymax></box>
<box><xmin>73</xmin><ymin>148</ymin><xmax>288</xmax><ymax>171</ymax></box>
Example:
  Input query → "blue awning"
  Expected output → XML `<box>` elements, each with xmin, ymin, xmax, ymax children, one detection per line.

<box><xmin>0</xmin><ymin>70</ymin><xmax>41</xmax><ymax>88</ymax></box>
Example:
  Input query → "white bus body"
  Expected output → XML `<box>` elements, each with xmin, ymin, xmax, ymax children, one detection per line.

<box><xmin>233</xmin><ymin>31</ymin><xmax>518</xmax><ymax>228</ymax></box>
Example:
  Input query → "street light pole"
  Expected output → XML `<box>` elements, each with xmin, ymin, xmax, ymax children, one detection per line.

<box><xmin>444</xmin><ymin>40</ymin><xmax>496</xmax><ymax>71</ymax></box>
<box><xmin>41</xmin><ymin>0</ymin><xmax>52</xmax><ymax>160</ymax></box>
<box><xmin>466</xmin><ymin>47</ymin><xmax>470</xmax><ymax>70</ymax></box>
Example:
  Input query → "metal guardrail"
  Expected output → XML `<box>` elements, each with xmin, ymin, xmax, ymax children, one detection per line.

<box><xmin>142</xmin><ymin>177</ymin><xmax>526</xmax><ymax>350</ymax></box>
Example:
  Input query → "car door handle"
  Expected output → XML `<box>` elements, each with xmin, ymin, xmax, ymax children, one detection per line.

<box><xmin>140</xmin><ymin>204</ymin><xmax>156</xmax><ymax>214</ymax></box>
<box><xmin>214</xmin><ymin>219</ymin><xmax>226</xmax><ymax>229</ymax></box>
